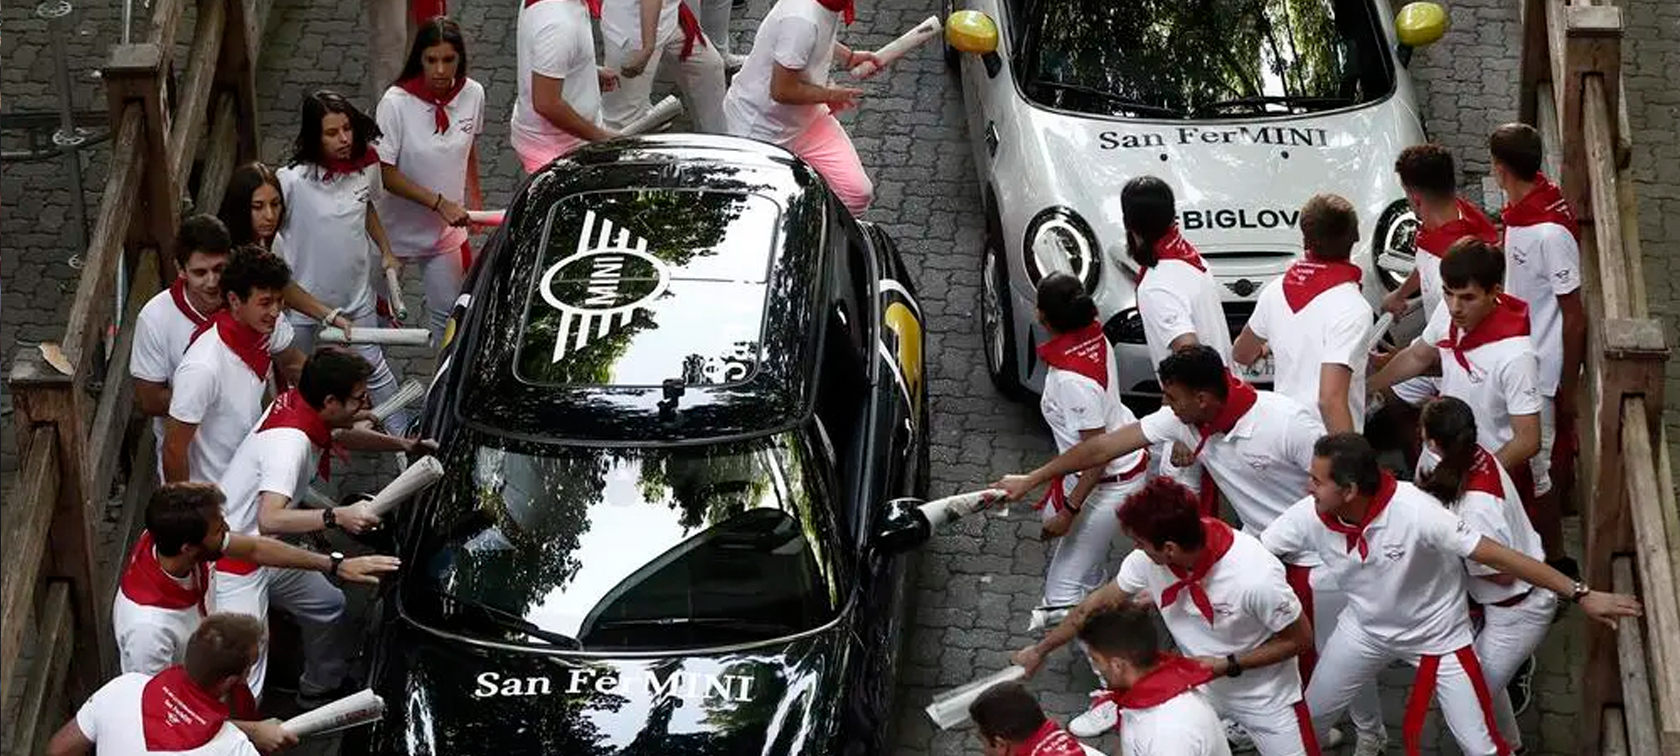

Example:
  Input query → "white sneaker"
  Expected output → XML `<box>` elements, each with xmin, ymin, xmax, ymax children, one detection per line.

<box><xmin>1067</xmin><ymin>691</ymin><xmax>1118</xmax><ymax>738</ymax></box>
<box><xmin>1027</xmin><ymin>605</ymin><xmax>1072</xmax><ymax>632</ymax></box>
<box><xmin>1351</xmin><ymin>729</ymin><xmax>1388</xmax><ymax>756</ymax></box>
<box><xmin>1223</xmin><ymin>717</ymin><xmax>1257</xmax><ymax>752</ymax></box>
<box><xmin>1321</xmin><ymin>727</ymin><xmax>1346</xmax><ymax>749</ymax></box>
<box><xmin>723</xmin><ymin>52</ymin><xmax>748</xmax><ymax>72</ymax></box>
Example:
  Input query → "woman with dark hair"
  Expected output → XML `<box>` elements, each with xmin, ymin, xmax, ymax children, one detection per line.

<box><xmin>1025</xmin><ymin>273</ymin><xmax>1150</xmax><ymax>632</ymax></box>
<box><xmin>1419</xmin><ymin>396</ymin><xmax>1551</xmax><ymax>753</ymax></box>
<box><xmin>274</xmin><ymin>90</ymin><xmax>411</xmax><ymax>433</ymax></box>
<box><xmin>376</xmin><ymin>17</ymin><xmax>484</xmax><ymax>343</ymax></box>
<box><xmin>217</xmin><ymin>162</ymin><xmax>353</xmax><ymax>335</ymax></box>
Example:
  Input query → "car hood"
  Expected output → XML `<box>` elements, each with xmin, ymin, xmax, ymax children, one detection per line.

<box><xmin>360</xmin><ymin>620</ymin><xmax>851</xmax><ymax>756</ymax></box>
<box><xmin>1006</xmin><ymin>98</ymin><xmax>1424</xmax><ymax>258</ymax></box>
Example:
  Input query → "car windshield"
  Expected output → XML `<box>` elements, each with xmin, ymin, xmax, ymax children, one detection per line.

<box><xmin>404</xmin><ymin>430</ymin><xmax>845</xmax><ymax>652</ymax></box>
<box><xmin>1019</xmin><ymin>0</ymin><xmax>1392</xmax><ymax>119</ymax></box>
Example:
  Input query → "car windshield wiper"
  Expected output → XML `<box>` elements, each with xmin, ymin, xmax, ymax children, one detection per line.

<box><xmin>591</xmin><ymin>617</ymin><xmax>800</xmax><ymax>635</ymax></box>
<box><xmin>423</xmin><ymin>585</ymin><xmax>582</xmax><ymax>649</ymax></box>
<box><xmin>1193</xmin><ymin>95</ymin><xmax>1356</xmax><ymax>116</ymax></box>
<box><xmin>1032</xmin><ymin>80</ymin><xmax>1186</xmax><ymax>118</ymax></box>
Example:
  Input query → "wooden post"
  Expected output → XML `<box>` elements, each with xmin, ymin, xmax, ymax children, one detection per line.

<box><xmin>8</xmin><ymin>349</ymin><xmax>114</xmax><ymax>693</ymax></box>
<box><xmin>103</xmin><ymin>43</ymin><xmax>181</xmax><ymax>280</ymax></box>
<box><xmin>1553</xmin><ymin>4</ymin><xmax>1622</xmax><ymax>222</ymax></box>
<box><xmin>216</xmin><ymin>0</ymin><xmax>262</xmax><ymax>164</ymax></box>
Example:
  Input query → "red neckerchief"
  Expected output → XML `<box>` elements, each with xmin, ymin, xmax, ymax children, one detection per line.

<box><xmin>1159</xmin><ymin>518</ymin><xmax>1235</xmax><ymax>624</ymax></box>
<box><xmin>168</xmin><ymin>279</ymin><xmax>212</xmax><ymax>326</ymax></box>
<box><xmin>119</xmin><ymin>531</ymin><xmax>209</xmax><ymax>614</ymax></box>
<box><xmin>676</xmin><ymin>3</ymin><xmax>707</xmax><ymax>58</ymax></box>
<box><xmin>318</xmin><ymin>150</ymin><xmax>380</xmax><ymax>182</ymax></box>
<box><xmin>525</xmin><ymin>0</ymin><xmax>601</xmax><ymax>17</ymax></box>
<box><xmin>408</xmin><ymin>0</ymin><xmax>444</xmax><ymax>24</ymax></box>
<box><xmin>258</xmin><ymin>389</ymin><xmax>346</xmax><ymax>480</ymax></box>
<box><xmin>1281</xmin><ymin>255</ymin><xmax>1363</xmax><ymax>313</ymax></box>
<box><xmin>141</xmin><ymin>666</ymin><xmax>242</xmax><ymax>751</ymax></box>
<box><xmin>1316</xmin><ymin>471</ymin><xmax>1398</xmax><ymax>561</ymax></box>
<box><xmin>189</xmin><ymin>310</ymin><xmax>272</xmax><ymax>380</ymax></box>
<box><xmin>1414</xmin><ymin>198</ymin><xmax>1499</xmax><ymax>258</ymax></box>
<box><xmin>397</xmin><ymin>76</ymin><xmax>467</xmax><ymax>135</ymax></box>
<box><xmin>1036</xmin><ymin>322</ymin><xmax>1108</xmax><ymax>387</ymax></box>
<box><xmin>815</xmin><ymin>0</ymin><xmax>855</xmax><ymax>24</ymax></box>
<box><xmin>1191</xmin><ymin>371</ymin><xmax>1257</xmax><ymax>455</ymax></box>
<box><xmin>1463</xmin><ymin>446</ymin><xmax>1507</xmax><ymax>499</ymax></box>
<box><xmin>1434</xmin><ymin>294</ymin><xmax>1531</xmax><ymax>372</ymax></box>
<box><xmin>1017</xmin><ymin>720</ymin><xmax>1086</xmax><ymax>756</ymax></box>
<box><xmin>1501</xmin><ymin>174</ymin><xmax>1579</xmax><ymax>240</ymax></box>
<box><xmin>1094</xmin><ymin>654</ymin><xmax>1215</xmax><ymax>713</ymax></box>
<box><xmin>1139</xmin><ymin>224</ymin><xmax>1207</xmax><ymax>284</ymax></box>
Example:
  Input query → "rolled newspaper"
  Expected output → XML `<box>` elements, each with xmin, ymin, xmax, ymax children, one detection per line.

<box><xmin>621</xmin><ymin>95</ymin><xmax>685</xmax><ymax>136</ymax></box>
<box><xmin>364</xmin><ymin>455</ymin><xmax>445</xmax><ymax>517</ymax></box>
<box><xmin>466</xmin><ymin>209</ymin><xmax>505</xmax><ymax>227</ymax></box>
<box><xmin>281</xmin><ymin>689</ymin><xmax>386</xmax><ymax>738</ymax></box>
<box><xmin>918</xmin><ymin>489</ymin><xmax>1007</xmax><ymax>530</ymax></box>
<box><xmin>317</xmin><ymin>327</ymin><xmax>433</xmax><ymax>347</ymax></box>
<box><xmin>925</xmin><ymin>665</ymin><xmax>1028</xmax><ymax>730</ymax></box>
<box><xmin>1360</xmin><ymin>311</ymin><xmax>1397</xmax><ymax>358</ymax></box>
<box><xmin>303</xmin><ymin>486</ymin><xmax>337</xmax><ymax>510</ymax></box>
<box><xmin>383</xmin><ymin>268</ymin><xmax>409</xmax><ymax>323</ymax></box>
<box><xmin>850</xmin><ymin>16</ymin><xmax>942</xmax><ymax>78</ymax></box>
<box><xmin>371</xmin><ymin>379</ymin><xmax>426</xmax><ymax>425</ymax></box>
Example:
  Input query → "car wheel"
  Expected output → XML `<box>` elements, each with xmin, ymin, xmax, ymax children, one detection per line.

<box><xmin>941</xmin><ymin>0</ymin><xmax>959</xmax><ymax>70</ymax></box>
<box><xmin>981</xmin><ymin>233</ymin><xmax>1026</xmax><ymax>399</ymax></box>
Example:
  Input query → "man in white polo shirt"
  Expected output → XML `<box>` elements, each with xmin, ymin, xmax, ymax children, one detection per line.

<box><xmin>1014</xmin><ymin>478</ymin><xmax>1318</xmax><ymax>754</ymax></box>
<box><xmin>115</xmin><ymin>481</ymin><xmax>398</xmax><ymax>677</ymax></box>
<box><xmin>1260</xmin><ymin>434</ymin><xmax>1640</xmax><ymax>755</ymax></box>
<box><xmin>215</xmin><ymin>348</ymin><xmax>428</xmax><ymax>703</ymax></box>
<box><xmin>1235</xmin><ymin>194</ymin><xmax>1372</xmax><ymax>435</ymax></box>
<box><xmin>512</xmin><ymin>0</ymin><xmax>620</xmax><ymax>174</ymax></box>
<box><xmin>1075</xmin><ymin>604</ymin><xmax>1233</xmax><ymax>755</ymax></box>
<box><xmin>163</xmin><ymin>248</ymin><xmax>304</xmax><ymax>484</ymax></box>
<box><xmin>1369</xmin><ymin>239</ymin><xmax>1544</xmax><ymax>500</ymax></box>
<box><xmin>1489</xmin><ymin>122</ymin><xmax>1584</xmax><ymax>577</ymax></box>
<box><xmin>602</xmin><ymin>0</ymin><xmax>727</xmax><ymax>134</ymax></box>
<box><xmin>47</xmin><ymin>614</ymin><xmax>284</xmax><ymax>756</ymax></box>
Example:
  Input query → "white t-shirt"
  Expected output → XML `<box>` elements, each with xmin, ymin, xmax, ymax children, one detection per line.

<box><xmin>1114</xmin><ymin>531</ymin><xmax>1304</xmax><ymax>713</ymax></box>
<box><xmin>511</xmin><ymin>0</ymin><xmax>603</xmax><ymax>161</ymax></box>
<box><xmin>1502</xmin><ymin>221</ymin><xmax>1581</xmax><ymax>396</ymax></box>
<box><xmin>1136</xmin><ymin>259</ymin><xmax>1233</xmax><ymax>374</ymax></box>
<box><xmin>1260</xmin><ymin>482</ymin><xmax>1483</xmax><ymax>653</ymax></box>
<box><xmin>73</xmin><ymin>673</ymin><xmax>260</xmax><ymax>756</ymax></box>
<box><xmin>275</xmin><ymin>162</ymin><xmax>380</xmax><ymax>321</ymax></box>
<box><xmin>113</xmin><ymin>571</ymin><xmax>204</xmax><ymax>674</ymax></box>
<box><xmin>1421</xmin><ymin>449</ymin><xmax>1546</xmax><ymax>605</ymax></box>
<box><xmin>1420</xmin><ymin>303</ymin><xmax>1545</xmax><ymax>453</ymax></box>
<box><xmin>600</xmin><ymin>0</ymin><xmax>682</xmax><ymax>47</ymax></box>
<box><xmin>217</xmin><ymin>424</ymin><xmax>317</xmax><ymax>543</ymax></box>
<box><xmin>1137</xmin><ymin>392</ymin><xmax>1325</xmax><ymax>537</ymax></box>
<box><xmin>167</xmin><ymin>319</ymin><xmax>295</xmax><ymax>483</ymax></box>
<box><xmin>723</xmin><ymin>0</ymin><xmax>839</xmax><ymax>144</ymax></box>
<box><xmin>1040</xmin><ymin>346</ymin><xmax>1147</xmax><ymax>492</ymax></box>
<box><xmin>375</xmin><ymin>80</ymin><xmax>485</xmax><ymax>259</ymax></box>
<box><xmin>1119</xmin><ymin>689</ymin><xmax>1233</xmax><ymax>756</ymax></box>
<box><xmin>1247</xmin><ymin>279</ymin><xmax>1371</xmax><ymax>431</ymax></box>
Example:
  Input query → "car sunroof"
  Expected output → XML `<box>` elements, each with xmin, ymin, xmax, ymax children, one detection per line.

<box><xmin>514</xmin><ymin>189</ymin><xmax>781</xmax><ymax>388</ymax></box>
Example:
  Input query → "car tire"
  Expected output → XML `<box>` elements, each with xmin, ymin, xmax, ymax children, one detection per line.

<box><xmin>981</xmin><ymin>231</ymin><xmax>1027</xmax><ymax>400</ymax></box>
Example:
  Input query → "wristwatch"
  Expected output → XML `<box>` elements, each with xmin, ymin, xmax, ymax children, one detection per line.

<box><xmin>328</xmin><ymin>551</ymin><xmax>345</xmax><ymax>578</ymax></box>
<box><xmin>1224</xmin><ymin>653</ymin><xmax>1243</xmax><ymax>678</ymax></box>
<box><xmin>1570</xmin><ymin>581</ymin><xmax>1592</xmax><ymax>603</ymax></box>
<box><xmin>322</xmin><ymin>507</ymin><xmax>339</xmax><ymax>530</ymax></box>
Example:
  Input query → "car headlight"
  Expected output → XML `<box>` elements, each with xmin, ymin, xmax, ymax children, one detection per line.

<box><xmin>1372</xmin><ymin>200</ymin><xmax>1420</xmax><ymax>292</ymax></box>
<box><xmin>1023</xmin><ymin>207</ymin><xmax>1101</xmax><ymax>292</ymax></box>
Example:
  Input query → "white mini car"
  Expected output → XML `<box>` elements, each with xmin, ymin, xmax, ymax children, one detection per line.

<box><xmin>943</xmin><ymin>0</ymin><xmax>1446</xmax><ymax>405</ymax></box>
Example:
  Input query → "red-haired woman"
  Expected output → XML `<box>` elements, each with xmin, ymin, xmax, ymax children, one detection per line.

<box><xmin>376</xmin><ymin>17</ymin><xmax>484</xmax><ymax>343</ymax></box>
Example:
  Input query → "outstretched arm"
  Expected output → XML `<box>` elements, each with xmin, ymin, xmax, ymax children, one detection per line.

<box><xmin>993</xmin><ymin>423</ymin><xmax>1151</xmax><ymax>500</ymax></box>
<box><xmin>1467</xmin><ymin>537</ymin><xmax>1643</xmax><ymax>628</ymax></box>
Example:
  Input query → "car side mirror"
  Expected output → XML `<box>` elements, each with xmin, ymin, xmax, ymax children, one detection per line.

<box><xmin>872</xmin><ymin>497</ymin><xmax>934</xmax><ymax>555</ymax></box>
<box><xmin>1394</xmin><ymin>2</ymin><xmax>1447</xmax><ymax>66</ymax></box>
<box><xmin>946</xmin><ymin>10</ymin><xmax>1004</xmax><ymax>78</ymax></box>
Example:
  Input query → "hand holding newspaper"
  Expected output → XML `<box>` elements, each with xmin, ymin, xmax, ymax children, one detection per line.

<box><xmin>850</xmin><ymin>16</ymin><xmax>942</xmax><ymax>78</ymax></box>
<box><xmin>364</xmin><ymin>455</ymin><xmax>445</xmax><ymax>517</ymax></box>
<box><xmin>384</xmin><ymin>268</ymin><xmax>409</xmax><ymax>322</ymax></box>
<box><xmin>1360</xmin><ymin>311</ymin><xmax>1397</xmax><ymax>358</ymax></box>
<box><xmin>281</xmin><ymin>689</ymin><xmax>385</xmax><ymax>738</ymax></box>
<box><xmin>466</xmin><ymin>209</ymin><xmax>505</xmax><ymax>227</ymax></box>
<box><xmin>925</xmin><ymin>666</ymin><xmax>1028</xmax><ymax>729</ymax></box>
<box><xmin>317</xmin><ymin>327</ymin><xmax>433</xmax><ymax>347</ymax></box>
<box><xmin>918</xmin><ymin>489</ymin><xmax>1008</xmax><ymax>530</ymax></box>
<box><xmin>620</xmin><ymin>95</ymin><xmax>685</xmax><ymax>136</ymax></box>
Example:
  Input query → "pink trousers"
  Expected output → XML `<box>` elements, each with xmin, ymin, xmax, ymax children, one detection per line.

<box><xmin>787</xmin><ymin>113</ymin><xmax>874</xmax><ymax>215</ymax></box>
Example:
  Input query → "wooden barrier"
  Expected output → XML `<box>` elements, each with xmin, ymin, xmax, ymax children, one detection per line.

<box><xmin>1519</xmin><ymin>0</ymin><xmax>1680</xmax><ymax>754</ymax></box>
<box><xmin>2</xmin><ymin>0</ymin><xmax>269</xmax><ymax>747</ymax></box>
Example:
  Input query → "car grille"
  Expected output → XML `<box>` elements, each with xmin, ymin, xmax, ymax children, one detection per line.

<box><xmin>1223</xmin><ymin>301</ymin><xmax>1256</xmax><ymax>340</ymax></box>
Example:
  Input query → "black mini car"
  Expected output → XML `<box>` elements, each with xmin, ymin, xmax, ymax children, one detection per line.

<box><xmin>351</xmin><ymin>136</ymin><xmax>934</xmax><ymax>755</ymax></box>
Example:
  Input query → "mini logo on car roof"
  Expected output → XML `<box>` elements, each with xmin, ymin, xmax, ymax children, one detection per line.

<box><xmin>538</xmin><ymin>210</ymin><xmax>672</xmax><ymax>362</ymax></box>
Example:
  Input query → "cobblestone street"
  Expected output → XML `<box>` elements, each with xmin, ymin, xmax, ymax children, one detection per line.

<box><xmin>3</xmin><ymin>0</ymin><xmax>1676</xmax><ymax>753</ymax></box>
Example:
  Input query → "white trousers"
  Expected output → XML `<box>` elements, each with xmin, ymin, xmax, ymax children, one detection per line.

<box><xmin>1476</xmin><ymin>588</ymin><xmax>1555</xmax><ymax>750</ymax></box>
<box><xmin>1530</xmin><ymin>397</ymin><xmax>1556</xmax><ymax>496</ymax></box>
<box><xmin>214</xmin><ymin>566</ymin><xmax>349</xmax><ymax>700</ymax></box>
<box><xmin>1040</xmin><ymin>480</ymin><xmax>1139</xmax><ymax>608</ymax></box>
<box><xmin>690</xmin><ymin>0</ymin><xmax>734</xmax><ymax>56</ymax></box>
<box><xmin>400</xmin><ymin>248</ymin><xmax>466</xmax><ymax>347</ymax></box>
<box><xmin>601</xmin><ymin>27</ymin><xmax>728</xmax><ymax>134</ymax></box>
<box><xmin>1307</xmin><ymin>621</ymin><xmax>1508</xmax><ymax>756</ymax></box>
<box><xmin>1206</xmin><ymin>694</ymin><xmax>1318</xmax><ymax>756</ymax></box>
<box><xmin>290</xmin><ymin>310</ymin><xmax>412</xmax><ymax>435</ymax></box>
<box><xmin>1297</xmin><ymin>566</ymin><xmax>1385</xmax><ymax>739</ymax></box>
